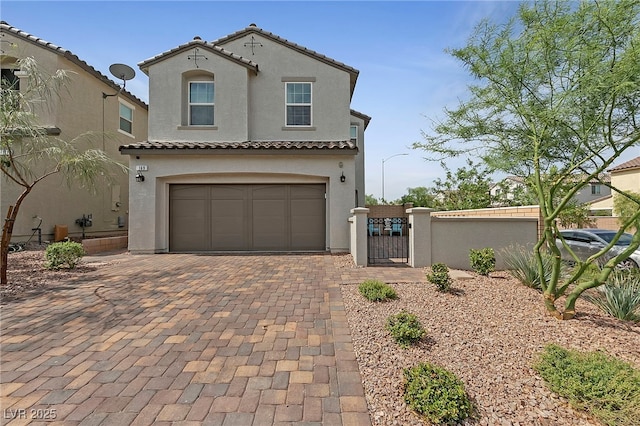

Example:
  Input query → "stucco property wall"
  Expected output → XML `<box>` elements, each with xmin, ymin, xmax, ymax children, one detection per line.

<box><xmin>431</xmin><ymin>217</ymin><xmax>538</xmax><ymax>270</ymax></box>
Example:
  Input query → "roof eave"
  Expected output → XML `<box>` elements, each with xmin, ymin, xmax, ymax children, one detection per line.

<box><xmin>138</xmin><ymin>40</ymin><xmax>259</xmax><ymax>76</ymax></box>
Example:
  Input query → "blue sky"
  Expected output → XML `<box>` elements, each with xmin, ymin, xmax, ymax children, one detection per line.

<box><xmin>3</xmin><ymin>1</ymin><xmax>526</xmax><ymax>201</ymax></box>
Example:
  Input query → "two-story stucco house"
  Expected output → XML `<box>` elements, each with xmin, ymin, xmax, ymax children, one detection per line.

<box><xmin>589</xmin><ymin>156</ymin><xmax>640</xmax><ymax>213</ymax></box>
<box><xmin>1</xmin><ymin>21</ymin><xmax>148</xmax><ymax>242</ymax></box>
<box><xmin>120</xmin><ymin>24</ymin><xmax>370</xmax><ymax>254</ymax></box>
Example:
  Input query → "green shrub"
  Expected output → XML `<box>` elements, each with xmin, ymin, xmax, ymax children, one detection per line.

<box><xmin>469</xmin><ymin>247</ymin><xmax>495</xmax><ymax>276</ymax></box>
<box><xmin>534</xmin><ymin>344</ymin><xmax>640</xmax><ymax>426</ymax></box>
<box><xmin>358</xmin><ymin>279</ymin><xmax>397</xmax><ymax>302</ymax></box>
<box><xmin>385</xmin><ymin>311</ymin><xmax>426</xmax><ymax>347</ymax></box>
<box><xmin>502</xmin><ymin>245</ymin><xmax>560</xmax><ymax>290</ymax></box>
<box><xmin>45</xmin><ymin>241</ymin><xmax>85</xmax><ymax>269</ymax></box>
<box><xmin>427</xmin><ymin>263</ymin><xmax>452</xmax><ymax>292</ymax></box>
<box><xmin>404</xmin><ymin>362</ymin><xmax>473</xmax><ymax>425</ymax></box>
<box><xmin>584</xmin><ymin>269</ymin><xmax>640</xmax><ymax>322</ymax></box>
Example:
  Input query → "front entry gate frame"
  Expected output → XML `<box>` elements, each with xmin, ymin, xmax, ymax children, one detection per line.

<box><xmin>367</xmin><ymin>217</ymin><xmax>409</xmax><ymax>265</ymax></box>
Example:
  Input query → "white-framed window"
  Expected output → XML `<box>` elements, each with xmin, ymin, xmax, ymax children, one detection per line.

<box><xmin>591</xmin><ymin>184</ymin><xmax>601</xmax><ymax>195</ymax></box>
<box><xmin>285</xmin><ymin>82</ymin><xmax>311</xmax><ymax>126</ymax></box>
<box><xmin>189</xmin><ymin>81</ymin><xmax>215</xmax><ymax>125</ymax></box>
<box><xmin>119</xmin><ymin>102</ymin><xmax>133</xmax><ymax>134</ymax></box>
<box><xmin>350</xmin><ymin>125</ymin><xmax>358</xmax><ymax>143</ymax></box>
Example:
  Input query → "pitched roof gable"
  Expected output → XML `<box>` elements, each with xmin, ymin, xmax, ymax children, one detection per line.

<box><xmin>138</xmin><ymin>37</ymin><xmax>259</xmax><ymax>75</ymax></box>
<box><xmin>609</xmin><ymin>156</ymin><xmax>640</xmax><ymax>173</ymax></box>
<box><xmin>350</xmin><ymin>109</ymin><xmax>371</xmax><ymax>129</ymax></box>
<box><xmin>213</xmin><ymin>24</ymin><xmax>359</xmax><ymax>97</ymax></box>
<box><xmin>0</xmin><ymin>21</ymin><xmax>147</xmax><ymax>109</ymax></box>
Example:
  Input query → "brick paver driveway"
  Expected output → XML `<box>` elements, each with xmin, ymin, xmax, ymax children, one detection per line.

<box><xmin>1</xmin><ymin>253</ymin><xmax>376</xmax><ymax>425</ymax></box>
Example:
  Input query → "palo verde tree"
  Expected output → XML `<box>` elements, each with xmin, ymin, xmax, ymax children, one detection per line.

<box><xmin>0</xmin><ymin>56</ymin><xmax>127</xmax><ymax>285</ymax></box>
<box><xmin>414</xmin><ymin>1</ymin><xmax>640</xmax><ymax>319</ymax></box>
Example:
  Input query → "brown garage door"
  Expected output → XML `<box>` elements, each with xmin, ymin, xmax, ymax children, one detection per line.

<box><xmin>170</xmin><ymin>184</ymin><xmax>326</xmax><ymax>251</ymax></box>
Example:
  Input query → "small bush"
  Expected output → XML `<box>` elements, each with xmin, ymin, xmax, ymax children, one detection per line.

<box><xmin>385</xmin><ymin>311</ymin><xmax>426</xmax><ymax>347</ymax></box>
<box><xmin>502</xmin><ymin>245</ymin><xmax>562</xmax><ymax>290</ymax></box>
<box><xmin>358</xmin><ymin>279</ymin><xmax>397</xmax><ymax>302</ymax></box>
<box><xmin>427</xmin><ymin>263</ymin><xmax>452</xmax><ymax>292</ymax></box>
<box><xmin>404</xmin><ymin>362</ymin><xmax>473</xmax><ymax>425</ymax></box>
<box><xmin>534</xmin><ymin>344</ymin><xmax>640</xmax><ymax>426</ymax></box>
<box><xmin>584</xmin><ymin>269</ymin><xmax>640</xmax><ymax>322</ymax></box>
<box><xmin>469</xmin><ymin>247</ymin><xmax>495</xmax><ymax>276</ymax></box>
<box><xmin>45</xmin><ymin>241</ymin><xmax>85</xmax><ymax>269</ymax></box>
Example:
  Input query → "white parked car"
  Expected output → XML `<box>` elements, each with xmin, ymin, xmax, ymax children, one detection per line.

<box><xmin>556</xmin><ymin>229</ymin><xmax>639</xmax><ymax>269</ymax></box>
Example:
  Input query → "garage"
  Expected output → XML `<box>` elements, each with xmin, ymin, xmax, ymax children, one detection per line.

<box><xmin>169</xmin><ymin>184</ymin><xmax>326</xmax><ymax>251</ymax></box>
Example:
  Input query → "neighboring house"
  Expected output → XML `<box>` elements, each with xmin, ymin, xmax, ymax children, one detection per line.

<box><xmin>491</xmin><ymin>173</ymin><xmax>611</xmax><ymax>206</ymax></box>
<box><xmin>119</xmin><ymin>24</ymin><xmax>370</xmax><ymax>254</ymax></box>
<box><xmin>574</xmin><ymin>174</ymin><xmax>611</xmax><ymax>204</ymax></box>
<box><xmin>589</xmin><ymin>156</ymin><xmax>640</xmax><ymax>213</ymax></box>
<box><xmin>490</xmin><ymin>176</ymin><xmax>526</xmax><ymax>206</ymax></box>
<box><xmin>0</xmin><ymin>21</ymin><xmax>148</xmax><ymax>242</ymax></box>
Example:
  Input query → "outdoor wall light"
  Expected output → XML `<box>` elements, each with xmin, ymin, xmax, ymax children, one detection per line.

<box><xmin>340</xmin><ymin>172</ymin><xmax>346</xmax><ymax>183</ymax></box>
<box><xmin>135</xmin><ymin>173</ymin><xmax>145</xmax><ymax>182</ymax></box>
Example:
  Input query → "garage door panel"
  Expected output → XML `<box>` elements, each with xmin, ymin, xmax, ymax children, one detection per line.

<box><xmin>211</xmin><ymin>199</ymin><xmax>246</xmax><ymax>250</ymax></box>
<box><xmin>290</xmin><ymin>184</ymin><xmax>325</xmax><ymax>199</ymax></box>
<box><xmin>253</xmin><ymin>199</ymin><xmax>286</xmax><ymax>249</ymax></box>
<box><xmin>211</xmin><ymin>185</ymin><xmax>246</xmax><ymax>199</ymax></box>
<box><xmin>170</xmin><ymin>198</ymin><xmax>208</xmax><ymax>251</ymax></box>
<box><xmin>252</xmin><ymin>185</ymin><xmax>287</xmax><ymax>199</ymax></box>
<box><xmin>170</xmin><ymin>184</ymin><xmax>325</xmax><ymax>251</ymax></box>
<box><xmin>171</xmin><ymin>185</ymin><xmax>208</xmax><ymax>199</ymax></box>
<box><xmin>291</xmin><ymin>198</ymin><xmax>325</xmax><ymax>249</ymax></box>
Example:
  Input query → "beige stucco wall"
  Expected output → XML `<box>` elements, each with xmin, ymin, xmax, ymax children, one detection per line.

<box><xmin>147</xmin><ymin>50</ymin><xmax>251</xmax><ymax>142</ymax></box>
<box><xmin>589</xmin><ymin>167</ymin><xmax>640</xmax><ymax>211</ymax></box>
<box><xmin>146</xmin><ymin>34</ymin><xmax>352</xmax><ymax>144</ymax></box>
<box><xmin>220</xmin><ymin>35</ymin><xmax>352</xmax><ymax>142</ymax></box>
<box><xmin>431</xmin><ymin>217</ymin><xmax>539</xmax><ymax>270</ymax></box>
<box><xmin>0</xmin><ymin>29</ymin><xmax>148</xmax><ymax>241</ymax></box>
<box><xmin>126</xmin><ymin>153</ymin><xmax>355</xmax><ymax>253</ymax></box>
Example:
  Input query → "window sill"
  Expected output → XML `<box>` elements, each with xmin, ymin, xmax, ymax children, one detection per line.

<box><xmin>282</xmin><ymin>126</ymin><xmax>316</xmax><ymax>131</ymax></box>
<box><xmin>117</xmin><ymin>129</ymin><xmax>136</xmax><ymax>139</ymax></box>
<box><xmin>178</xmin><ymin>126</ymin><xmax>218</xmax><ymax>130</ymax></box>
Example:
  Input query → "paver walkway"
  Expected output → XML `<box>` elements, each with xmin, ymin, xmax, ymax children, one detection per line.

<box><xmin>0</xmin><ymin>253</ymin><xmax>427</xmax><ymax>425</ymax></box>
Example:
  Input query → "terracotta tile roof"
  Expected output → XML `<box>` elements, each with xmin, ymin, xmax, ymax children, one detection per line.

<box><xmin>0</xmin><ymin>21</ymin><xmax>147</xmax><ymax>109</ymax></box>
<box><xmin>609</xmin><ymin>156</ymin><xmax>640</xmax><ymax>172</ymax></box>
<box><xmin>138</xmin><ymin>38</ymin><xmax>259</xmax><ymax>74</ymax></box>
<box><xmin>120</xmin><ymin>140</ymin><xmax>358</xmax><ymax>152</ymax></box>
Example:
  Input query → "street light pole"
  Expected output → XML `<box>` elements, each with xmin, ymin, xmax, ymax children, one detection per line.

<box><xmin>382</xmin><ymin>153</ymin><xmax>408</xmax><ymax>203</ymax></box>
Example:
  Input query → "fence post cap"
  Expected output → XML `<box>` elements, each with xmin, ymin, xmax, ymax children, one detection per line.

<box><xmin>351</xmin><ymin>207</ymin><xmax>370</xmax><ymax>214</ymax></box>
<box><xmin>406</xmin><ymin>207</ymin><xmax>434</xmax><ymax>214</ymax></box>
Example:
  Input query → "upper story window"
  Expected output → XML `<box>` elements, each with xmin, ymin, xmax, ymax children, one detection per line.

<box><xmin>350</xmin><ymin>125</ymin><xmax>358</xmax><ymax>143</ymax></box>
<box><xmin>591</xmin><ymin>184</ymin><xmax>601</xmax><ymax>195</ymax></box>
<box><xmin>189</xmin><ymin>81</ymin><xmax>214</xmax><ymax>125</ymax></box>
<box><xmin>119</xmin><ymin>102</ymin><xmax>133</xmax><ymax>134</ymax></box>
<box><xmin>286</xmin><ymin>82</ymin><xmax>311</xmax><ymax>126</ymax></box>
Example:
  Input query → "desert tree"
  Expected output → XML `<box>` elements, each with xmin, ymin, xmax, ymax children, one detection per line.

<box><xmin>394</xmin><ymin>186</ymin><xmax>437</xmax><ymax>208</ymax></box>
<box><xmin>413</xmin><ymin>0</ymin><xmax>640</xmax><ymax>319</ymax></box>
<box><xmin>0</xmin><ymin>56</ymin><xmax>127</xmax><ymax>285</ymax></box>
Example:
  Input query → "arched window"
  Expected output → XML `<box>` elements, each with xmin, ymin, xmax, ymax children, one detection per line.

<box><xmin>182</xmin><ymin>71</ymin><xmax>214</xmax><ymax>126</ymax></box>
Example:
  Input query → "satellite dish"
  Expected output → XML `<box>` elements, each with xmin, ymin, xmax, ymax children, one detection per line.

<box><xmin>103</xmin><ymin>63</ymin><xmax>135</xmax><ymax>99</ymax></box>
<box><xmin>109</xmin><ymin>63</ymin><xmax>135</xmax><ymax>82</ymax></box>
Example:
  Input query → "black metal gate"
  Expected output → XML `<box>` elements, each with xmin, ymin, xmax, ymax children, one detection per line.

<box><xmin>367</xmin><ymin>217</ymin><xmax>409</xmax><ymax>265</ymax></box>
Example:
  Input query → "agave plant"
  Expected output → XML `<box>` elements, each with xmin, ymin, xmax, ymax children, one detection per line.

<box><xmin>584</xmin><ymin>270</ymin><xmax>640</xmax><ymax>322</ymax></box>
<box><xmin>501</xmin><ymin>245</ymin><xmax>564</xmax><ymax>290</ymax></box>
